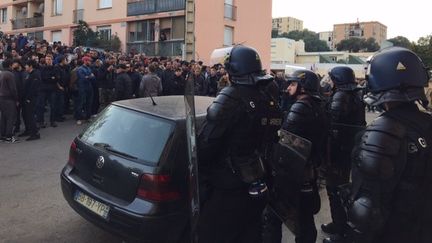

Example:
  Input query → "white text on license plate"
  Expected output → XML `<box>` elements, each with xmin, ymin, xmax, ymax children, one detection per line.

<box><xmin>74</xmin><ymin>191</ymin><xmax>110</xmax><ymax>219</ymax></box>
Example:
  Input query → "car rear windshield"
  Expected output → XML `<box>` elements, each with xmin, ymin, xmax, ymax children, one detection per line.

<box><xmin>79</xmin><ymin>105</ymin><xmax>174</xmax><ymax>165</ymax></box>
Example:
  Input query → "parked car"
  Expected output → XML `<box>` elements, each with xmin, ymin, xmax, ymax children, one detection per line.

<box><xmin>61</xmin><ymin>96</ymin><xmax>214</xmax><ymax>242</ymax></box>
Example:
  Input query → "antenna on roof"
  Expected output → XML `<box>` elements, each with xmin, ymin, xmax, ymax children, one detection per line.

<box><xmin>146</xmin><ymin>91</ymin><xmax>157</xmax><ymax>106</ymax></box>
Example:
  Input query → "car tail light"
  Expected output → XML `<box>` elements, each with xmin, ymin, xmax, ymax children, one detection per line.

<box><xmin>137</xmin><ymin>174</ymin><xmax>181</xmax><ymax>202</ymax></box>
<box><xmin>68</xmin><ymin>141</ymin><xmax>77</xmax><ymax>166</ymax></box>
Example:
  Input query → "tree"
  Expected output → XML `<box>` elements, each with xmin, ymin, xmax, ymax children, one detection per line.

<box><xmin>336</xmin><ymin>38</ymin><xmax>363</xmax><ymax>52</ymax></box>
<box><xmin>336</xmin><ymin>37</ymin><xmax>379</xmax><ymax>52</ymax></box>
<box><xmin>364</xmin><ymin>37</ymin><xmax>380</xmax><ymax>52</ymax></box>
<box><xmin>412</xmin><ymin>35</ymin><xmax>432</xmax><ymax>67</ymax></box>
<box><xmin>279</xmin><ymin>29</ymin><xmax>330</xmax><ymax>52</ymax></box>
<box><xmin>387</xmin><ymin>36</ymin><xmax>413</xmax><ymax>49</ymax></box>
<box><xmin>271</xmin><ymin>29</ymin><xmax>279</xmax><ymax>38</ymax></box>
<box><xmin>73</xmin><ymin>21</ymin><xmax>97</xmax><ymax>47</ymax></box>
<box><xmin>73</xmin><ymin>20</ymin><xmax>121</xmax><ymax>51</ymax></box>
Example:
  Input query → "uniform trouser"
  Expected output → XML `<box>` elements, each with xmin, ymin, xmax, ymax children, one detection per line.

<box><xmin>36</xmin><ymin>90</ymin><xmax>56</xmax><ymax>123</ymax></box>
<box><xmin>262</xmin><ymin>206</ymin><xmax>283</xmax><ymax>243</ymax></box>
<box><xmin>262</xmin><ymin>184</ymin><xmax>319</xmax><ymax>243</ymax></box>
<box><xmin>22</xmin><ymin>100</ymin><xmax>38</xmax><ymax>136</ymax></box>
<box><xmin>0</xmin><ymin>98</ymin><xmax>17</xmax><ymax>138</ymax></box>
<box><xmin>197</xmin><ymin>188</ymin><xmax>266</xmax><ymax>243</ymax></box>
<box><xmin>325</xmin><ymin>162</ymin><xmax>351</xmax><ymax>230</ymax></box>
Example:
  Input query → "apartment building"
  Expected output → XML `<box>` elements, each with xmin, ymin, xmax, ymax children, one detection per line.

<box><xmin>333</xmin><ymin>21</ymin><xmax>387</xmax><ymax>47</ymax></box>
<box><xmin>0</xmin><ymin>0</ymin><xmax>271</xmax><ymax>67</ymax></box>
<box><xmin>272</xmin><ymin>16</ymin><xmax>303</xmax><ymax>35</ymax></box>
<box><xmin>318</xmin><ymin>31</ymin><xmax>334</xmax><ymax>50</ymax></box>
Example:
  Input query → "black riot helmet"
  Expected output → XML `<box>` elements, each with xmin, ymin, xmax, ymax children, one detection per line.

<box><xmin>287</xmin><ymin>69</ymin><xmax>320</xmax><ymax>94</ymax></box>
<box><xmin>329</xmin><ymin>66</ymin><xmax>357</xmax><ymax>90</ymax></box>
<box><xmin>364</xmin><ymin>47</ymin><xmax>429</xmax><ymax>107</ymax></box>
<box><xmin>210</xmin><ymin>45</ymin><xmax>273</xmax><ymax>85</ymax></box>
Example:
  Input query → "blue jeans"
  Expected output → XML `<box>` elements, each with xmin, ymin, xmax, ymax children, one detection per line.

<box><xmin>76</xmin><ymin>87</ymin><xmax>93</xmax><ymax>120</ymax></box>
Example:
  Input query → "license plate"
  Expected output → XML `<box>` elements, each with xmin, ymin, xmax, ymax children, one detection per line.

<box><xmin>74</xmin><ymin>191</ymin><xmax>110</xmax><ymax>219</ymax></box>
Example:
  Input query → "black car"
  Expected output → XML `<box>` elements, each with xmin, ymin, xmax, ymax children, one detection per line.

<box><xmin>61</xmin><ymin>96</ymin><xmax>214</xmax><ymax>242</ymax></box>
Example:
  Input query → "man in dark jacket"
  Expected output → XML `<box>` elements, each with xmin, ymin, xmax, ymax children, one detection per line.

<box><xmin>97</xmin><ymin>56</ymin><xmax>115</xmax><ymax>109</ymax></box>
<box><xmin>204</xmin><ymin>67</ymin><xmax>219</xmax><ymax>97</ymax></box>
<box><xmin>36</xmin><ymin>55</ymin><xmax>60</xmax><ymax>128</ymax></box>
<box><xmin>20</xmin><ymin>60</ymin><xmax>41</xmax><ymax>141</ymax></box>
<box><xmin>55</xmin><ymin>55</ymin><xmax>70</xmax><ymax>122</ymax></box>
<box><xmin>128</xmin><ymin>64</ymin><xmax>142</xmax><ymax>98</ymax></box>
<box><xmin>11</xmin><ymin>59</ymin><xmax>25</xmax><ymax>133</ymax></box>
<box><xmin>114</xmin><ymin>64</ymin><xmax>133</xmax><ymax>101</ymax></box>
<box><xmin>161</xmin><ymin>61</ymin><xmax>175</xmax><ymax>95</ymax></box>
<box><xmin>0</xmin><ymin>59</ymin><xmax>19</xmax><ymax>143</ymax></box>
<box><xmin>171</xmin><ymin>67</ymin><xmax>185</xmax><ymax>95</ymax></box>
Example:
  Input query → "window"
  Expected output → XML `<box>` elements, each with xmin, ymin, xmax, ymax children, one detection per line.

<box><xmin>97</xmin><ymin>26</ymin><xmax>112</xmax><ymax>40</ymax></box>
<box><xmin>99</xmin><ymin>0</ymin><xmax>112</xmax><ymax>9</ymax></box>
<box><xmin>128</xmin><ymin>20</ymin><xmax>155</xmax><ymax>42</ymax></box>
<box><xmin>224</xmin><ymin>26</ymin><xmax>234</xmax><ymax>46</ymax></box>
<box><xmin>52</xmin><ymin>0</ymin><xmax>62</xmax><ymax>15</ymax></box>
<box><xmin>52</xmin><ymin>30</ymin><xmax>62</xmax><ymax>42</ymax></box>
<box><xmin>80</xmin><ymin>106</ymin><xmax>175</xmax><ymax>165</ymax></box>
<box><xmin>0</xmin><ymin>8</ymin><xmax>7</xmax><ymax>24</ymax></box>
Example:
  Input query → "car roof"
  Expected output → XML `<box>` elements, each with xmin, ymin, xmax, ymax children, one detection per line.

<box><xmin>113</xmin><ymin>96</ymin><xmax>214</xmax><ymax>121</ymax></box>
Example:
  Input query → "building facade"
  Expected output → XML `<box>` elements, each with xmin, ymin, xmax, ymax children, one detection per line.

<box><xmin>318</xmin><ymin>31</ymin><xmax>334</xmax><ymax>50</ymax></box>
<box><xmin>0</xmin><ymin>0</ymin><xmax>271</xmax><ymax>68</ymax></box>
<box><xmin>333</xmin><ymin>21</ymin><xmax>387</xmax><ymax>47</ymax></box>
<box><xmin>272</xmin><ymin>16</ymin><xmax>303</xmax><ymax>35</ymax></box>
<box><xmin>270</xmin><ymin>37</ymin><xmax>374</xmax><ymax>78</ymax></box>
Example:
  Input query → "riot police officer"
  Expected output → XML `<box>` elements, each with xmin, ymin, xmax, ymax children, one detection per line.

<box><xmin>322</xmin><ymin>66</ymin><xmax>366</xmax><ymax>243</ymax></box>
<box><xmin>197</xmin><ymin>45</ymin><xmax>282</xmax><ymax>243</ymax></box>
<box><xmin>263</xmin><ymin>69</ymin><xmax>328</xmax><ymax>243</ymax></box>
<box><xmin>344</xmin><ymin>47</ymin><xmax>432</xmax><ymax>242</ymax></box>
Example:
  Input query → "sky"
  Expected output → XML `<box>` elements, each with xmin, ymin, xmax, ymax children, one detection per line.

<box><xmin>272</xmin><ymin>0</ymin><xmax>431</xmax><ymax>42</ymax></box>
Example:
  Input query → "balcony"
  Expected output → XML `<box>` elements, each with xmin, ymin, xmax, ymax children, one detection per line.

<box><xmin>127</xmin><ymin>40</ymin><xmax>184</xmax><ymax>57</ymax></box>
<box><xmin>224</xmin><ymin>3</ymin><xmax>236</xmax><ymax>20</ymax></box>
<box><xmin>12</xmin><ymin>16</ymin><xmax>44</xmax><ymax>30</ymax></box>
<box><xmin>73</xmin><ymin>9</ymin><xmax>84</xmax><ymax>24</ymax></box>
<box><xmin>127</xmin><ymin>0</ymin><xmax>185</xmax><ymax>16</ymax></box>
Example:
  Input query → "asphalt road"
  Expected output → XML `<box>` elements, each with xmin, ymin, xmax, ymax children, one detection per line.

<box><xmin>0</xmin><ymin>112</ymin><xmax>379</xmax><ymax>243</ymax></box>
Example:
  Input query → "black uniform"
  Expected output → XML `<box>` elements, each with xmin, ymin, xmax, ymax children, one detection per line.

<box><xmin>343</xmin><ymin>47</ymin><xmax>432</xmax><ymax>243</ymax></box>
<box><xmin>263</xmin><ymin>94</ymin><xmax>327</xmax><ymax>243</ymax></box>
<box><xmin>325</xmin><ymin>89</ymin><xmax>365</xmax><ymax>233</ymax></box>
<box><xmin>263</xmin><ymin>70</ymin><xmax>328</xmax><ymax>243</ymax></box>
<box><xmin>22</xmin><ymin>69</ymin><xmax>41</xmax><ymax>137</ymax></box>
<box><xmin>348</xmin><ymin>103</ymin><xmax>432</xmax><ymax>242</ymax></box>
<box><xmin>198</xmin><ymin>45</ymin><xmax>282</xmax><ymax>243</ymax></box>
<box><xmin>198</xmin><ymin>84</ymin><xmax>281</xmax><ymax>243</ymax></box>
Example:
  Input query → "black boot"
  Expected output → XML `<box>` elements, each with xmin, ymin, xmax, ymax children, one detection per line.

<box><xmin>321</xmin><ymin>222</ymin><xmax>351</xmax><ymax>235</ymax></box>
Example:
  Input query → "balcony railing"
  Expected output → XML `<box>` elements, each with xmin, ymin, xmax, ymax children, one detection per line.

<box><xmin>12</xmin><ymin>16</ymin><xmax>44</xmax><ymax>30</ymax></box>
<box><xmin>73</xmin><ymin>9</ymin><xmax>84</xmax><ymax>24</ymax></box>
<box><xmin>224</xmin><ymin>3</ymin><xmax>237</xmax><ymax>20</ymax></box>
<box><xmin>127</xmin><ymin>0</ymin><xmax>185</xmax><ymax>16</ymax></box>
<box><xmin>127</xmin><ymin>40</ymin><xmax>184</xmax><ymax>57</ymax></box>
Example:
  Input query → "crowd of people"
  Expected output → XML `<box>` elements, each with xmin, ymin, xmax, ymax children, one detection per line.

<box><xmin>0</xmin><ymin>33</ymin><xmax>232</xmax><ymax>143</ymax></box>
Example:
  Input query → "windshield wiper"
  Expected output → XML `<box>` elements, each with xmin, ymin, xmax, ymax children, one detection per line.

<box><xmin>93</xmin><ymin>142</ymin><xmax>138</xmax><ymax>160</ymax></box>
